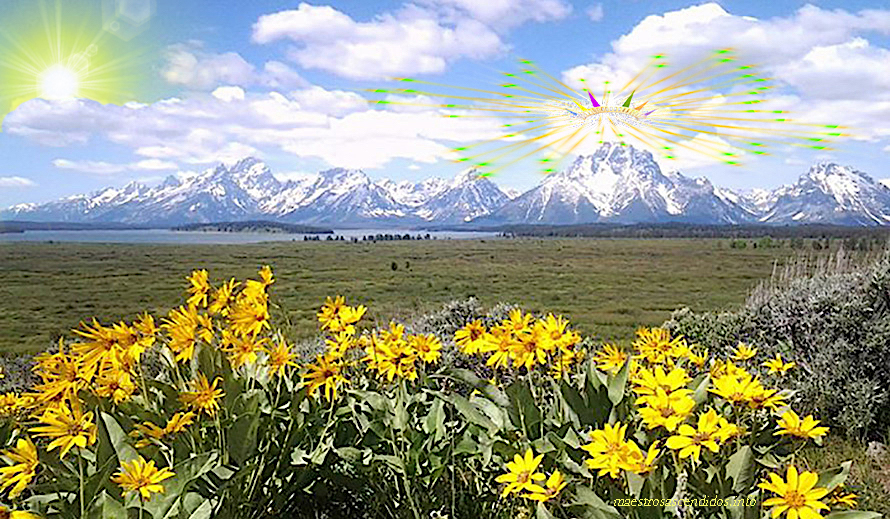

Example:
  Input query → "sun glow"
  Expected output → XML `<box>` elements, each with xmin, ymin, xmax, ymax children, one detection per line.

<box><xmin>0</xmin><ymin>0</ymin><xmax>150</xmax><ymax>127</ymax></box>
<box><xmin>39</xmin><ymin>64</ymin><xmax>81</xmax><ymax>100</ymax></box>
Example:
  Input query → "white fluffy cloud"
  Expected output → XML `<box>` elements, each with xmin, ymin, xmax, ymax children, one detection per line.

<box><xmin>415</xmin><ymin>0</ymin><xmax>572</xmax><ymax>29</ymax></box>
<box><xmin>161</xmin><ymin>42</ymin><xmax>308</xmax><ymax>90</ymax></box>
<box><xmin>562</xmin><ymin>2</ymin><xmax>890</xmax><ymax>164</ymax></box>
<box><xmin>251</xmin><ymin>3</ymin><xmax>506</xmax><ymax>79</ymax></box>
<box><xmin>6</xmin><ymin>86</ymin><xmax>503</xmax><ymax>170</ymax></box>
<box><xmin>51</xmin><ymin>158</ymin><xmax>179</xmax><ymax>175</ymax></box>
<box><xmin>0</xmin><ymin>176</ymin><xmax>36</xmax><ymax>188</ymax></box>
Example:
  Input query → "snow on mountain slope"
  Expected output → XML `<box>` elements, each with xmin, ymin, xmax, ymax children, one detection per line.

<box><xmin>4</xmin><ymin>150</ymin><xmax>888</xmax><ymax>227</ymax></box>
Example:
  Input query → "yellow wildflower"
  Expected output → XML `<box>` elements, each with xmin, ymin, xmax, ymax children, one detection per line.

<box><xmin>666</xmin><ymin>409</ymin><xmax>731</xmax><ymax>462</ymax></box>
<box><xmin>455</xmin><ymin>320</ymin><xmax>487</xmax><ymax>355</ymax></box>
<box><xmin>480</xmin><ymin>328</ymin><xmax>515</xmax><ymax>368</ymax></box>
<box><xmin>633</xmin><ymin>327</ymin><xmax>689</xmax><ymax>364</ymax></box>
<box><xmin>494</xmin><ymin>449</ymin><xmax>546</xmax><ymax>497</ymax></box>
<box><xmin>409</xmin><ymin>333</ymin><xmax>443</xmax><ymax>363</ymax></box>
<box><xmin>179</xmin><ymin>373</ymin><xmax>225</xmax><ymax>416</ymax></box>
<box><xmin>303</xmin><ymin>353</ymin><xmax>348</xmax><ymax>400</ymax></box>
<box><xmin>637</xmin><ymin>388</ymin><xmax>696</xmax><ymax>432</ymax></box>
<box><xmin>524</xmin><ymin>470</ymin><xmax>567</xmax><ymax>502</ymax></box>
<box><xmin>509</xmin><ymin>323</ymin><xmax>554</xmax><ymax>370</ymax></box>
<box><xmin>582</xmin><ymin>422</ymin><xmax>638</xmax><ymax>479</ymax></box>
<box><xmin>112</xmin><ymin>456</ymin><xmax>175</xmax><ymax>501</ymax></box>
<box><xmin>759</xmin><ymin>465</ymin><xmax>829</xmax><ymax>519</ymax></box>
<box><xmin>185</xmin><ymin>269</ymin><xmax>210</xmax><ymax>308</ymax></box>
<box><xmin>266</xmin><ymin>339</ymin><xmax>298</xmax><ymax>378</ymax></box>
<box><xmin>208</xmin><ymin>278</ymin><xmax>239</xmax><ymax>316</ymax></box>
<box><xmin>731</xmin><ymin>342</ymin><xmax>757</xmax><ymax>361</ymax></box>
<box><xmin>30</xmin><ymin>402</ymin><xmax>97</xmax><ymax>459</ymax></box>
<box><xmin>0</xmin><ymin>438</ymin><xmax>38</xmax><ymax>498</ymax></box>
<box><xmin>593</xmin><ymin>343</ymin><xmax>628</xmax><ymax>374</ymax></box>
<box><xmin>221</xmin><ymin>331</ymin><xmax>268</xmax><ymax>369</ymax></box>
<box><xmin>763</xmin><ymin>353</ymin><xmax>796</xmax><ymax>374</ymax></box>
<box><xmin>776</xmin><ymin>410</ymin><xmax>829</xmax><ymax>440</ymax></box>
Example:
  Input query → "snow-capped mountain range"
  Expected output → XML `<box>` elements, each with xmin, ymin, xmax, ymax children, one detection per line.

<box><xmin>4</xmin><ymin>145</ymin><xmax>890</xmax><ymax>226</ymax></box>
<box><xmin>2</xmin><ymin>157</ymin><xmax>511</xmax><ymax>226</ymax></box>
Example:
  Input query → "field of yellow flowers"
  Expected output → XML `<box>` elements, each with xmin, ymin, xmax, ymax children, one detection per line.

<box><xmin>0</xmin><ymin>266</ymin><xmax>881</xmax><ymax>518</ymax></box>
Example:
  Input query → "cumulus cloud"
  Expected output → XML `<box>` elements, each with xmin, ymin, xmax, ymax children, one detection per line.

<box><xmin>561</xmin><ymin>2</ymin><xmax>890</xmax><ymax>163</ymax></box>
<box><xmin>6</xmin><ymin>86</ymin><xmax>504</xmax><ymax>171</ymax></box>
<box><xmin>251</xmin><ymin>3</ymin><xmax>505</xmax><ymax>79</ymax></box>
<box><xmin>161</xmin><ymin>42</ymin><xmax>307</xmax><ymax>90</ymax></box>
<box><xmin>52</xmin><ymin>158</ymin><xmax>178</xmax><ymax>175</ymax></box>
<box><xmin>0</xmin><ymin>176</ymin><xmax>36</xmax><ymax>188</ymax></box>
<box><xmin>415</xmin><ymin>0</ymin><xmax>572</xmax><ymax>29</ymax></box>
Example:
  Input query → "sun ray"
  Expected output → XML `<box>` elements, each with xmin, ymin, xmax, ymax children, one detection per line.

<box><xmin>369</xmin><ymin>50</ymin><xmax>845</xmax><ymax>175</ymax></box>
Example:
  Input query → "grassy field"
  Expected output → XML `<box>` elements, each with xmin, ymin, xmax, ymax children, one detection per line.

<box><xmin>1</xmin><ymin>237</ymin><xmax>801</xmax><ymax>353</ymax></box>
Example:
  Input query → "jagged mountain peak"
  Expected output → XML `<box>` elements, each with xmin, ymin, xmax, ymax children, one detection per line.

<box><xmin>3</xmin><ymin>149</ymin><xmax>888</xmax><ymax>227</ymax></box>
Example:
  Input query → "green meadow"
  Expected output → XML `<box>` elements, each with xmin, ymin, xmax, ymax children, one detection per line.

<box><xmin>0</xmin><ymin>238</ymin><xmax>798</xmax><ymax>353</ymax></box>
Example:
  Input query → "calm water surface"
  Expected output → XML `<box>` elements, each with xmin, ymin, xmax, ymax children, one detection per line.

<box><xmin>0</xmin><ymin>228</ymin><xmax>499</xmax><ymax>245</ymax></box>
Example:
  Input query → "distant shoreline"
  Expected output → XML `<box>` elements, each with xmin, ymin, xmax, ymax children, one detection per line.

<box><xmin>170</xmin><ymin>221</ymin><xmax>334</xmax><ymax>234</ymax></box>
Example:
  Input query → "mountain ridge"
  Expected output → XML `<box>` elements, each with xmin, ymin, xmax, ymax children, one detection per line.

<box><xmin>4</xmin><ymin>145</ymin><xmax>889</xmax><ymax>226</ymax></box>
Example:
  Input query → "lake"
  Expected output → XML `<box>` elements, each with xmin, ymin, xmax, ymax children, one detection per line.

<box><xmin>0</xmin><ymin>228</ymin><xmax>499</xmax><ymax>245</ymax></box>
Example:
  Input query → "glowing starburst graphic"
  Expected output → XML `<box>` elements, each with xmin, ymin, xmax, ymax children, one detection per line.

<box><xmin>0</xmin><ymin>1</ymin><xmax>150</xmax><ymax>126</ymax></box>
<box><xmin>369</xmin><ymin>50</ymin><xmax>846</xmax><ymax>175</ymax></box>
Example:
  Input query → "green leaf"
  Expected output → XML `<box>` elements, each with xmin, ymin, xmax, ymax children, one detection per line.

<box><xmin>100</xmin><ymin>412</ymin><xmax>139</xmax><ymax>464</ymax></box>
<box><xmin>607</xmin><ymin>359</ymin><xmax>631</xmax><ymax>405</ymax></box>
<box><xmin>572</xmin><ymin>486</ymin><xmax>623</xmax><ymax>519</ymax></box>
<box><xmin>142</xmin><ymin>452</ymin><xmax>218</xmax><ymax>519</ymax></box>
<box><xmin>506</xmin><ymin>380</ymin><xmax>543</xmax><ymax>439</ymax></box>
<box><xmin>443</xmin><ymin>368</ymin><xmax>510</xmax><ymax>407</ymax></box>
<box><xmin>423</xmin><ymin>398</ymin><xmax>447</xmax><ymax>442</ymax></box>
<box><xmin>726</xmin><ymin>446</ymin><xmax>755</xmax><ymax>492</ymax></box>
<box><xmin>817</xmin><ymin>461</ymin><xmax>852</xmax><ymax>492</ymax></box>
<box><xmin>86</xmin><ymin>491</ymin><xmax>128</xmax><ymax>519</ymax></box>
<box><xmin>691</xmin><ymin>373</ymin><xmax>711</xmax><ymax>405</ymax></box>
<box><xmin>536</xmin><ymin>501</ymin><xmax>556</xmax><ymax>519</ymax></box>
<box><xmin>228</xmin><ymin>412</ymin><xmax>260</xmax><ymax>465</ymax></box>
<box><xmin>440</xmin><ymin>393</ymin><xmax>497</xmax><ymax>433</ymax></box>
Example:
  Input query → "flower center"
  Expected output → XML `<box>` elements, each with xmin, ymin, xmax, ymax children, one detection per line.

<box><xmin>784</xmin><ymin>490</ymin><xmax>806</xmax><ymax>507</ymax></box>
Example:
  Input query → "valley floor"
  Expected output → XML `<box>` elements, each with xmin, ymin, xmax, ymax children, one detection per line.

<box><xmin>1</xmin><ymin>237</ymin><xmax>800</xmax><ymax>353</ymax></box>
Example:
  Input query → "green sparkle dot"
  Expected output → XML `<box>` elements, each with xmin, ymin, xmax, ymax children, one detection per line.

<box><xmin>457</xmin><ymin>158</ymin><xmax>469</xmax><ymax>162</ymax></box>
<box><xmin>827</xmin><ymin>132</ymin><xmax>841</xmax><ymax>136</ymax></box>
<box><xmin>374</xmin><ymin>89</ymin><xmax>388</xmax><ymax>93</ymax></box>
<box><xmin>665</xmin><ymin>155</ymin><xmax>674</xmax><ymax>159</ymax></box>
<box><xmin>503</xmin><ymin>124</ymin><xmax>513</xmax><ymax>127</ymax></box>
<box><xmin>776</xmin><ymin>118</ymin><xmax>786</xmax><ymax>122</ymax></box>
<box><xmin>825</xmin><ymin>125</ymin><xmax>839</xmax><ymax>128</ymax></box>
<box><xmin>750</xmin><ymin>142</ymin><xmax>764</xmax><ymax>146</ymax></box>
<box><xmin>811</xmin><ymin>146</ymin><xmax>827</xmax><ymax>150</ymax></box>
<box><xmin>400</xmin><ymin>78</ymin><xmax>415</xmax><ymax>82</ymax></box>
<box><xmin>449</xmin><ymin>115</ymin><xmax>460</xmax><ymax>118</ymax></box>
<box><xmin>502</xmin><ymin>84</ymin><xmax>516</xmax><ymax>88</ymax></box>
<box><xmin>376</xmin><ymin>100</ymin><xmax>390</xmax><ymax>104</ymax></box>
<box><xmin>477</xmin><ymin>162</ymin><xmax>490</xmax><ymax>167</ymax></box>
<box><xmin>446</xmin><ymin>104</ymin><xmax>455</xmax><ymax>108</ymax></box>
<box><xmin>402</xmin><ymin>89</ymin><xmax>416</xmax><ymax>93</ymax></box>
<box><xmin>454</xmin><ymin>147</ymin><xmax>467</xmax><ymax>151</ymax></box>
<box><xmin>809</xmin><ymin>138</ymin><xmax>822</xmax><ymax>142</ymax></box>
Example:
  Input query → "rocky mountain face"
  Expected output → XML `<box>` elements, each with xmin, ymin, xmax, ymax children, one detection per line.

<box><xmin>4</xmin><ymin>148</ymin><xmax>889</xmax><ymax>227</ymax></box>
<box><xmin>478</xmin><ymin>143</ymin><xmax>754</xmax><ymax>225</ymax></box>
<box><xmin>2</xmin><ymin>158</ymin><xmax>510</xmax><ymax>226</ymax></box>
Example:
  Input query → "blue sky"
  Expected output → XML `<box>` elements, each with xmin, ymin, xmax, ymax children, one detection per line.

<box><xmin>1</xmin><ymin>0</ymin><xmax>889</xmax><ymax>207</ymax></box>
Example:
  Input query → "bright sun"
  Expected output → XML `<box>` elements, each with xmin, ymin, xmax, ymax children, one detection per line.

<box><xmin>39</xmin><ymin>64</ymin><xmax>80</xmax><ymax>100</ymax></box>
